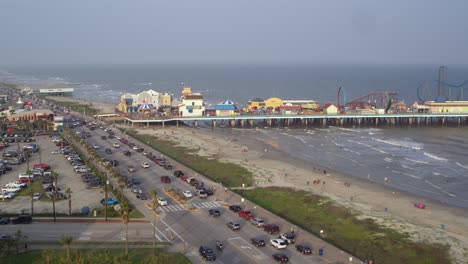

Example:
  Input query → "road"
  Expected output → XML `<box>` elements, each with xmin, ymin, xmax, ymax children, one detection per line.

<box><xmin>77</xmin><ymin>123</ymin><xmax>335</xmax><ymax>264</ymax></box>
<box><xmin>0</xmin><ymin>222</ymin><xmax>155</xmax><ymax>242</ymax></box>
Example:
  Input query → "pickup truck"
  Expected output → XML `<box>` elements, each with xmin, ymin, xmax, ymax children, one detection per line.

<box><xmin>6</xmin><ymin>181</ymin><xmax>27</xmax><ymax>188</ymax></box>
<box><xmin>1</xmin><ymin>186</ymin><xmax>21</xmax><ymax>193</ymax></box>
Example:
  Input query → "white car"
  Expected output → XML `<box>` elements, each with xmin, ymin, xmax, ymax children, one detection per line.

<box><xmin>1</xmin><ymin>187</ymin><xmax>21</xmax><ymax>193</ymax></box>
<box><xmin>92</xmin><ymin>145</ymin><xmax>100</xmax><ymax>149</ymax></box>
<box><xmin>141</xmin><ymin>162</ymin><xmax>150</xmax><ymax>168</ymax></box>
<box><xmin>112</xmin><ymin>143</ymin><xmax>120</xmax><ymax>148</ymax></box>
<box><xmin>6</xmin><ymin>181</ymin><xmax>27</xmax><ymax>188</ymax></box>
<box><xmin>32</xmin><ymin>193</ymin><xmax>41</xmax><ymax>201</ymax></box>
<box><xmin>132</xmin><ymin>146</ymin><xmax>139</xmax><ymax>150</ymax></box>
<box><xmin>157</xmin><ymin>197</ymin><xmax>168</xmax><ymax>206</ymax></box>
<box><xmin>0</xmin><ymin>192</ymin><xmax>15</xmax><ymax>199</ymax></box>
<box><xmin>270</xmin><ymin>239</ymin><xmax>287</xmax><ymax>249</ymax></box>
<box><xmin>51</xmin><ymin>150</ymin><xmax>61</xmax><ymax>154</ymax></box>
<box><xmin>183</xmin><ymin>190</ymin><xmax>193</xmax><ymax>198</ymax></box>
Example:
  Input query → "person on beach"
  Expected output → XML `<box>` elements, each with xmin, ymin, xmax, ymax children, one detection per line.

<box><xmin>384</xmin><ymin>177</ymin><xmax>388</xmax><ymax>185</ymax></box>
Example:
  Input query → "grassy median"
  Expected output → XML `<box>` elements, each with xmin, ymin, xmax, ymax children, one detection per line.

<box><xmin>7</xmin><ymin>248</ymin><xmax>190</xmax><ymax>264</ymax></box>
<box><xmin>237</xmin><ymin>187</ymin><xmax>451</xmax><ymax>264</ymax></box>
<box><xmin>126</xmin><ymin>130</ymin><xmax>254</xmax><ymax>187</ymax></box>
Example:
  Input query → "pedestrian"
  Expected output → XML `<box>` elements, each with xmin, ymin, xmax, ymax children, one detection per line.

<box><xmin>224</xmin><ymin>187</ymin><xmax>227</xmax><ymax>192</ymax></box>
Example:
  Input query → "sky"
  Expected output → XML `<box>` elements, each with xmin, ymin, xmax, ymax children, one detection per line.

<box><xmin>1</xmin><ymin>0</ymin><xmax>467</xmax><ymax>65</ymax></box>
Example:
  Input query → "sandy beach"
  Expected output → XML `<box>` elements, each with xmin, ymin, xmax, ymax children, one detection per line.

<box><xmin>130</xmin><ymin>125</ymin><xmax>468</xmax><ymax>263</ymax></box>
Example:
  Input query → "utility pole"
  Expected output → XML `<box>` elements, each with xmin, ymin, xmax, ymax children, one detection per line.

<box><xmin>105</xmin><ymin>173</ymin><xmax>108</xmax><ymax>221</ymax></box>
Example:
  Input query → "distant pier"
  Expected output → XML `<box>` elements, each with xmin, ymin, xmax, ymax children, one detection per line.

<box><xmin>123</xmin><ymin>113</ymin><xmax>468</xmax><ymax>128</ymax></box>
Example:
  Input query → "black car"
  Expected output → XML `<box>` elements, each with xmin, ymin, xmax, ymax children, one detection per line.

<box><xmin>123</xmin><ymin>150</ymin><xmax>131</xmax><ymax>156</ymax></box>
<box><xmin>81</xmin><ymin>206</ymin><xmax>90</xmax><ymax>215</ymax></box>
<box><xmin>199</xmin><ymin>246</ymin><xmax>216</xmax><ymax>261</ymax></box>
<box><xmin>296</xmin><ymin>244</ymin><xmax>312</xmax><ymax>255</ymax></box>
<box><xmin>101</xmin><ymin>135</ymin><xmax>107</xmax><ymax>140</ymax></box>
<box><xmin>208</xmin><ymin>209</ymin><xmax>221</xmax><ymax>217</ymax></box>
<box><xmin>251</xmin><ymin>238</ymin><xmax>266</xmax><ymax>247</ymax></box>
<box><xmin>173</xmin><ymin>170</ymin><xmax>184</xmax><ymax>177</ymax></box>
<box><xmin>229</xmin><ymin>205</ymin><xmax>242</xmax><ymax>212</ymax></box>
<box><xmin>205</xmin><ymin>189</ymin><xmax>214</xmax><ymax>196</ymax></box>
<box><xmin>105</xmin><ymin>148</ymin><xmax>113</xmax><ymax>154</ymax></box>
<box><xmin>0</xmin><ymin>217</ymin><xmax>10</xmax><ymax>225</ymax></box>
<box><xmin>273</xmin><ymin>253</ymin><xmax>289</xmax><ymax>263</ymax></box>
<box><xmin>11</xmin><ymin>215</ymin><xmax>32</xmax><ymax>224</ymax></box>
<box><xmin>136</xmin><ymin>192</ymin><xmax>148</xmax><ymax>200</ymax></box>
<box><xmin>110</xmin><ymin>160</ymin><xmax>119</xmax><ymax>166</ymax></box>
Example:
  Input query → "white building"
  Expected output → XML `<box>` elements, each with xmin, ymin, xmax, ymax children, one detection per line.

<box><xmin>118</xmin><ymin>89</ymin><xmax>162</xmax><ymax>113</ymax></box>
<box><xmin>179</xmin><ymin>86</ymin><xmax>205</xmax><ymax>116</ymax></box>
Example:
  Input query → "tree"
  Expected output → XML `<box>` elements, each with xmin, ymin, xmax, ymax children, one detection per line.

<box><xmin>65</xmin><ymin>188</ymin><xmax>72</xmax><ymax>215</ymax></box>
<box><xmin>51</xmin><ymin>172</ymin><xmax>59</xmax><ymax>222</ymax></box>
<box><xmin>13</xmin><ymin>230</ymin><xmax>28</xmax><ymax>254</ymax></box>
<box><xmin>59</xmin><ymin>236</ymin><xmax>73</xmax><ymax>260</ymax></box>
<box><xmin>149</xmin><ymin>189</ymin><xmax>158</xmax><ymax>255</ymax></box>
<box><xmin>41</xmin><ymin>249</ymin><xmax>54</xmax><ymax>264</ymax></box>
<box><xmin>120</xmin><ymin>202</ymin><xmax>130</xmax><ymax>257</ymax></box>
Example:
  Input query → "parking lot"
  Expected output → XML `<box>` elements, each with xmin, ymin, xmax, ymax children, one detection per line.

<box><xmin>0</xmin><ymin>134</ymin><xmax>103</xmax><ymax>215</ymax></box>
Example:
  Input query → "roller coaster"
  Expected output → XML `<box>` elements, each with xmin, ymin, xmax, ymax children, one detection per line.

<box><xmin>337</xmin><ymin>86</ymin><xmax>398</xmax><ymax>110</ymax></box>
<box><xmin>417</xmin><ymin>80</ymin><xmax>468</xmax><ymax>103</ymax></box>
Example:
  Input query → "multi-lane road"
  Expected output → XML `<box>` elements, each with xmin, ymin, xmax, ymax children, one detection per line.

<box><xmin>77</xmin><ymin>123</ymin><xmax>332</xmax><ymax>263</ymax></box>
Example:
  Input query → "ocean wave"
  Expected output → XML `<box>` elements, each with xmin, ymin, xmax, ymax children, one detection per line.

<box><xmin>404</xmin><ymin>158</ymin><xmax>430</xmax><ymax>165</ymax></box>
<box><xmin>384</xmin><ymin>157</ymin><xmax>392</xmax><ymax>162</ymax></box>
<box><xmin>392</xmin><ymin>170</ymin><xmax>422</xmax><ymax>179</ymax></box>
<box><xmin>293</xmin><ymin>136</ymin><xmax>307</xmax><ymax>144</ymax></box>
<box><xmin>347</xmin><ymin>139</ymin><xmax>387</xmax><ymax>154</ymax></box>
<box><xmin>432</xmin><ymin>172</ymin><xmax>449</xmax><ymax>178</ymax></box>
<box><xmin>372</xmin><ymin>138</ymin><xmax>423</xmax><ymax>150</ymax></box>
<box><xmin>329</xmin><ymin>126</ymin><xmax>361</xmax><ymax>133</ymax></box>
<box><xmin>423</xmin><ymin>152</ymin><xmax>448</xmax><ymax>161</ymax></box>
<box><xmin>456</xmin><ymin>162</ymin><xmax>468</xmax><ymax>170</ymax></box>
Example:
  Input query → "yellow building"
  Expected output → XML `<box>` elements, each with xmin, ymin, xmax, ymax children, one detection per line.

<box><xmin>246</xmin><ymin>98</ymin><xmax>265</xmax><ymax>111</ymax></box>
<box><xmin>424</xmin><ymin>101</ymin><xmax>468</xmax><ymax>113</ymax></box>
<box><xmin>161</xmin><ymin>93</ymin><xmax>172</xmax><ymax>107</ymax></box>
<box><xmin>264</xmin><ymin>97</ymin><xmax>283</xmax><ymax>109</ymax></box>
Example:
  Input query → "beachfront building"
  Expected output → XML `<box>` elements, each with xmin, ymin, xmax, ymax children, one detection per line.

<box><xmin>246</xmin><ymin>97</ymin><xmax>320</xmax><ymax>114</ymax></box>
<box><xmin>179</xmin><ymin>86</ymin><xmax>205</xmax><ymax>117</ymax></box>
<box><xmin>423</xmin><ymin>101</ymin><xmax>468</xmax><ymax>113</ymax></box>
<box><xmin>215</xmin><ymin>100</ymin><xmax>237</xmax><ymax>116</ymax></box>
<box><xmin>279</xmin><ymin>105</ymin><xmax>302</xmax><ymax>115</ymax></box>
<box><xmin>117</xmin><ymin>89</ymin><xmax>164</xmax><ymax>114</ymax></box>
<box><xmin>322</xmin><ymin>103</ymin><xmax>338</xmax><ymax>114</ymax></box>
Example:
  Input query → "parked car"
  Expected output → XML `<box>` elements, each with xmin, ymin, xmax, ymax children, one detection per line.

<box><xmin>229</xmin><ymin>205</ymin><xmax>242</xmax><ymax>212</ymax></box>
<box><xmin>140</xmin><ymin>162</ymin><xmax>149</xmax><ymax>168</ymax></box>
<box><xmin>100</xmin><ymin>198</ymin><xmax>119</xmax><ymax>205</ymax></box>
<box><xmin>279</xmin><ymin>233</ymin><xmax>296</xmax><ymax>244</ymax></box>
<box><xmin>123</xmin><ymin>150</ymin><xmax>131</xmax><ymax>156</ymax></box>
<box><xmin>160</xmin><ymin>176</ymin><xmax>171</xmax><ymax>183</ymax></box>
<box><xmin>127</xmin><ymin>165</ymin><xmax>137</xmax><ymax>173</ymax></box>
<box><xmin>272</xmin><ymin>253</ymin><xmax>289</xmax><ymax>263</ymax></box>
<box><xmin>205</xmin><ymin>189</ymin><xmax>214</xmax><ymax>196</ymax></box>
<box><xmin>11</xmin><ymin>215</ymin><xmax>32</xmax><ymax>224</ymax></box>
<box><xmin>197</xmin><ymin>190</ymin><xmax>208</xmax><ymax>199</ymax></box>
<box><xmin>0</xmin><ymin>217</ymin><xmax>10</xmax><ymax>225</ymax></box>
<box><xmin>270</xmin><ymin>239</ymin><xmax>287</xmax><ymax>249</ymax></box>
<box><xmin>250</xmin><ymin>217</ymin><xmax>265</xmax><ymax>227</ymax></box>
<box><xmin>81</xmin><ymin>206</ymin><xmax>90</xmax><ymax>215</ymax></box>
<box><xmin>105</xmin><ymin>148</ymin><xmax>113</xmax><ymax>154</ymax></box>
<box><xmin>199</xmin><ymin>246</ymin><xmax>216</xmax><ymax>261</ymax></box>
<box><xmin>33</xmin><ymin>163</ymin><xmax>50</xmax><ymax>170</ymax></box>
<box><xmin>295</xmin><ymin>244</ymin><xmax>312</xmax><ymax>255</ymax></box>
<box><xmin>136</xmin><ymin>192</ymin><xmax>148</xmax><ymax>200</ymax></box>
<box><xmin>183</xmin><ymin>190</ymin><xmax>193</xmax><ymax>198</ymax></box>
<box><xmin>112</xmin><ymin>143</ymin><xmax>120</xmax><ymax>148</ymax></box>
<box><xmin>164</xmin><ymin>164</ymin><xmax>173</xmax><ymax>170</ymax></box>
<box><xmin>227</xmin><ymin>221</ymin><xmax>241</xmax><ymax>231</ymax></box>
<box><xmin>239</xmin><ymin>210</ymin><xmax>255</xmax><ymax>220</ymax></box>
<box><xmin>0</xmin><ymin>192</ymin><xmax>15</xmax><ymax>199</ymax></box>
<box><xmin>173</xmin><ymin>170</ymin><xmax>184</xmax><ymax>177</ymax></box>
<box><xmin>251</xmin><ymin>238</ymin><xmax>266</xmax><ymax>247</ymax></box>
<box><xmin>157</xmin><ymin>197</ymin><xmax>168</xmax><ymax>206</ymax></box>
<box><xmin>208</xmin><ymin>209</ymin><xmax>221</xmax><ymax>217</ymax></box>
<box><xmin>32</xmin><ymin>193</ymin><xmax>41</xmax><ymax>201</ymax></box>
<box><xmin>264</xmin><ymin>224</ymin><xmax>280</xmax><ymax>234</ymax></box>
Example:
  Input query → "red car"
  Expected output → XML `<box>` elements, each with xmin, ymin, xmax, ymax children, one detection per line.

<box><xmin>19</xmin><ymin>178</ymin><xmax>32</xmax><ymax>183</ymax></box>
<box><xmin>160</xmin><ymin>176</ymin><xmax>171</xmax><ymax>183</ymax></box>
<box><xmin>238</xmin><ymin>210</ymin><xmax>255</xmax><ymax>220</ymax></box>
<box><xmin>55</xmin><ymin>141</ymin><xmax>69</xmax><ymax>147</ymax></box>
<box><xmin>180</xmin><ymin>176</ymin><xmax>188</xmax><ymax>182</ymax></box>
<box><xmin>33</xmin><ymin>163</ymin><xmax>50</xmax><ymax>170</ymax></box>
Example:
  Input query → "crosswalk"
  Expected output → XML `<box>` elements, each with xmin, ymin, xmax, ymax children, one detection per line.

<box><xmin>157</xmin><ymin>201</ymin><xmax>221</xmax><ymax>212</ymax></box>
<box><xmin>192</xmin><ymin>201</ymin><xmax>220</xmax><ymax>209</ymax></box>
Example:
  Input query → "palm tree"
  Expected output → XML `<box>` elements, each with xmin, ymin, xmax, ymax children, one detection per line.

<box><xmin>120</xmin><ymin>202</ymin><xmax>130</xmax><ymax>257</ymax></box>
<box><xmin>118</xmin><ymin>178</ymin><xmax>125</xmax><ymax>201</ymax></box>
<box><xmin>65</xmin><ymin>188</ymin><xmax>72</xmax><ymax>215</ymax></box>
<box><xmin>30</xmin><ymin>190</ymin><xmax>34</xmax><ymax>216</ymax></box>
<box><xmin>51</xmin><ymin>172</ymin><xmax>59</xmax><ymax>222</ymax></box>
<box><xmin>59</xmin><ymin>236</ymin><xmax>73</xmax><ymax>260</ymax></box>
<box><xmin>149</xmin><ymin>189</ymin><xmax>158</xmax><ymax>255</ymax></box>
<box><xmin>41</xmin><ymin>249</ymin><xmax>53</xmax><ymax>264</ymax></box>
<box><xmin>14</xmin><ymin>230</ymin><xmax>28</xmax><ymax>254</ymax></box>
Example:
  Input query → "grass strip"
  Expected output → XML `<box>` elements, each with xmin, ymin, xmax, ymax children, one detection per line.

<box><xmin>28</xmin><ymin>241</ymin><xmax>169</xmax><ymax>246</ymax></box>
<box><xmin>125</xmin><ymin>129</ymin><xmax>254</xmax><ymax>187</ymax></box>
<box><xmin>237</xmin><ymin>187</ymin><xmax>452</xmax><ymax>264</ymax></box>
<box><xmin>2</xmin><ymin>248</ymin><xmax>190</xmax><ymax>264</ymax></box>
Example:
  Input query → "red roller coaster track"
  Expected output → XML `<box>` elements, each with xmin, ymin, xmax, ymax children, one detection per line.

<box><xmin>346</xmin><ymin>92</ymin><xmax>398</xmax><ymax>109</ymax></box>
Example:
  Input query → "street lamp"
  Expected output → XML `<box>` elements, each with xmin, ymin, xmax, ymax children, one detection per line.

<box><xmin>105</xmin><ymin>173</ymin><xmax>109</xmax><ymax>221</ymax></box>
<box><xmin>320</xmin><ymin>229</ymin><xmax>324</xmax><ymax>238</ymax></box>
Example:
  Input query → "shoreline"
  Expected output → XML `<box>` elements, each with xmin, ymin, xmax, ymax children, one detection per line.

<box><xmin>128</xmin><ymin>124</ymin><xmax>468</xmax><ymax>263</ymax></box>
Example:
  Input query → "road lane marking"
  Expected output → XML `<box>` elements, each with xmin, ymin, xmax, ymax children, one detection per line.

<box><xmin>159</xmin><ymin>214</ymin><xmax>185</xmax><ymax>243</ymax></box>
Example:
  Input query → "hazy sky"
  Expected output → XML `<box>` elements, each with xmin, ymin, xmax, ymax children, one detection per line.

<box><xmin>1</xmin><ymin>0</ymin><xmax>467</xmax><ymax>65</ymax></box>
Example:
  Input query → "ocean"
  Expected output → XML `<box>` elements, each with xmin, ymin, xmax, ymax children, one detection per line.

<box><xmin>1</xmin><ymin>64</ymin><xmax>468</xmax><ymax>208</ymax></box>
